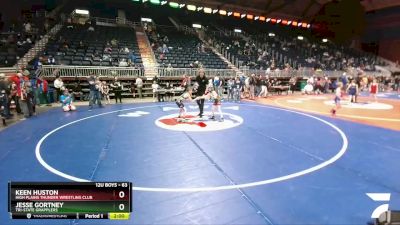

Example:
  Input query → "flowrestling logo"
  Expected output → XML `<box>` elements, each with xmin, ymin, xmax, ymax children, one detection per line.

<box><xmin>155</xmin><ymin>111</ymin><xmax>243</xmax><ymax>132</ymax></box>
<box><xmin>367</xmin><ymin>193</ymin><xmax>391</xmax><ymax>219</ymax></box>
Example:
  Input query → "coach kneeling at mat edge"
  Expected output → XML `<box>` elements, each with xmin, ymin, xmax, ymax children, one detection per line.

<box><xmin>195</xmin><ymin>70</ymin><xmax>207</xmax><ymax>118</ymax></box>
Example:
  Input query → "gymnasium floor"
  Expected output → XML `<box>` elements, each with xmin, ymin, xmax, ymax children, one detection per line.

<box><xmin>0</xmin><ymin>93</ymin><xmax>399</xmax><ymax>225</ymax></box>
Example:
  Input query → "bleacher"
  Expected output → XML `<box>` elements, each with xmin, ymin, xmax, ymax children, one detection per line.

<box><xmin>39</xmin><ymin>24</ymin><xmax>143</xmax><ymax>67</ymax></box>
<box><xmin>149</xmin><ymin>26</ymin><xmax>229</xmax><ymax>69</ymax></box>
<box><xmin>202</xmin><ymin>17</ymin><xmax>386</xmax><ymax>71</ymax></box>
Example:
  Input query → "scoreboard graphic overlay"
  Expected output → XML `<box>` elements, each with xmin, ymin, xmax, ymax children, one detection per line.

<box><xmin>8</xmin><ymin>182</ymin><xmax>132</xmax><ymax>220</ymax></box>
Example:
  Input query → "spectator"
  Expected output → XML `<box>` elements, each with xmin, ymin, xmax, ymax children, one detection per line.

<box><xmin>110</xmin><ymin>38</ymin><xmax>118</xmax><ymax>46</ymax></box>
<box><xmin>37</xmin><ymin>77</ymin><xmax>50</xmax><ymax>106</ymax></box>
<box><xmin>128</xmin><ymin>50</ymin><xmax>136</xmax><ymax>64</ymax></box>
<box><xmin>71</xmin><ymin>82</ymin><xmax>82</xmax><ymax>101</ymax></box>
<box><xmin>19</xmin><ymin>80</ymin><xmax>34</xmax><ymax>119</ymax></box>
<box><xmin>88</xmin><ymin>75</ymin><xmax>103</xmax><ymax>110</ymax></box>
<box><xmin>226</xmin><ymin>77</ymin><xmax>234</xmax><ymax>102</ymax></box>
<box><xmin>259</xmin><ymin>76</ymin><xmax>268</xmax><ymax>98</ymax></box>
<box><xmin>24</xmin><ymin>22</ymin><xmax>31</xmax><ymax>33</ymax></box>
<box><xmin>60</xmin><ymin>88</ymin><xmax>76</xmax><ymax>112</ymax></box>
<box><xmin>340</xmin><ymin>72</ymin><xmax>348</xmax><ymax>89</ymax></box>
<box><xmin>249</xmin><ymin>74</ymin><xmax>256</xmax><ymax>100</ymax></box>
<box><xmin>163</xmin><ymin>36</ymin><xmax>169</xmax><ymax>43</ymax></box>
<box><xmin>33</xmin><ymin>57</ymin><xmax>43</xmax><ymax>70</ymax></box>
<box><xmin>104</xmin><ymin>46</ymin><xmax>112</xmax><ymax>54</ymax></box>
<box><xmin>53</xmin><ymin>75</ymin><xmax>64</xmax><ymax>102</ymax></box>
<box><xmin>130</xmin><ymin>81</ymin><xmax>136</xmax><ymax>98</ymax></box>
<box><xmin>288</xmin><ymin>77</ymin><xmax>297</xmax><ymax>94</ymax></box>
<box><xmin>213</xmin><ymin>76</ymin><xmax>223</xmax><ymax>98</ymax></box>
<box><xmin>233</xmin><ymin>76</ymin><xmax>242</xmax><ymax>103</ymax></box>
<box><xmin>151</xmin><ymin>81</ymin><xmax>159</xmax><ymax>102</ymax></box>
<box><xmin>162</xmin><ymin>44</ymin><xmax>169</xmax><ymax>53</ymax></box>
<box><xmin>8</xmin><ymin>75</ymin><xmax>22</xmax><ymax>115</ymax></box>
<box><xmin>0</xmin><ymin>73</ymin><xmax>11</xmax><ymax>119</ymax></box>
<box><xmin>119</xmin><ymin>59</ymin><xmax>128</xmax><ymax>67</ymax></box>
<box><xmin>47</xmin><ymin>55</ymin><xmax>55</xmax><ymax>65</ymax></box>
<box><xmin>88</xmin><ymin>26</ymin><xmax>94</xmax><ymax>32</ymax></box>
<box><xmin>0</xmin><ymin>90</ymin><xmax>6</xmax><ymax>125</ymax></box>
<box><xmin>110</xmin><ymin>77</ymin><xmax>123</xmax><ymax>104</ymax></box>
<box><xmin>135</xmin><ymin>77</ymin><xmax>143</xmax><ymax>98</ymax></box>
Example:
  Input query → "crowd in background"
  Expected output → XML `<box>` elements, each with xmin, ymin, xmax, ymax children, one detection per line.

<box><xmin>1</xmin><ymin>68</ymin><xmax>399</xmax><ymax>126</ymax></box>
<box><xmin>0</xmin><ymin>10</ymin><xmax>57</xmax><ymax>67</ymax></box>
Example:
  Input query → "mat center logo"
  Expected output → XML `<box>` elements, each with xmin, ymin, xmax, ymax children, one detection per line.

<box><xmin>155</xmin><ymin>111</ymin><xmax>243</xmax><ymax>132</ymax></box>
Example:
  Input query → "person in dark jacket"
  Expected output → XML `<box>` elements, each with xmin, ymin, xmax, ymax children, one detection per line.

<box><xmin>110</xmin><ymin>77</ymin><xmax>123</xmax><ymax>103</ymax></box>
<box><xmin>195</xmin><ymin>70</ymin><xmax>208</xmax><ymax>118</ymax></box>
<box><xmin>0</xmin><ymin>73</ymin><xmax>11</xmax><ymax>123</ymax></box>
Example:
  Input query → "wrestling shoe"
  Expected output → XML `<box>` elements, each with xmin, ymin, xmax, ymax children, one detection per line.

<box><xmin>219</xmin><ymin>118</ymin><xmax>224</xmax><ymax>122</ymax></box>
<box><xmin>330</xmin><ymin>109</ymin><xmax>336</xmax><ymax>116</ymax></box>
<box><xmin>209</xmin><ymin>116</ymin><xmax>215</xmax><ymax>120</ymax></box>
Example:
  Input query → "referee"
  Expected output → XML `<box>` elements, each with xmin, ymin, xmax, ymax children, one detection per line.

<box><xmin>195</xmin><ymin>70</ymin><xmax>208</xmax><ymax>118</ymax></box>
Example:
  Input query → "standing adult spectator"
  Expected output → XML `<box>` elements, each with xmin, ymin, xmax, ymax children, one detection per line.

<box><xmin>249</xmin><ymin>74</ymin><xmax>256</xmax><ymax>100</ymax></box>
<box><xmin>289</xmin><ymin>77</ymin><xmax>297</xmax><ymax>94</ymax></box>
<box><xmin>259</xmin><ymin>77</ymin><xmax>268</xmax><ymax>98</ymax></box>
<box><xmin>0</xmin><ymin>73</ymin><xmax>11</xmax><ymax>119</ymax></box>
<box><xmin>71</xmin><ymin>82</ymin><xmax>82</xmax><ymax>101</ymax></box>
<box><xmin>151</xmin><ymin>81</ymin><xmax>159</xmax><ymax>102</ymax></box>
<box><xmin>88</xmin><ymin>75</ymin><xmax>103</xmax><ymax>110</ymax></box>
<box><xmin>110</xmin><ymin>77</ymin><xmax>123</xmax><ymax>104</ymax></box>
<box><xmin>195</xmin><ymin>70</ymin><xmax>207</xmax><ymax>118</ymax></box>
<box><xmin>8</xmin><ymin>72</ymin><xmax>25</xmax><ymax>115</ymax></box>
<box><xmin>213</xmin><ymin>75</ymin><xmax>223</xmax><ymax>99</ymax></box>
<box><xmin>233</xmin><ymin>76</ymin><xmax>242</xmax><ymax>103</ymax></box>
<box><xmin>226</xmin><ymin>77</ymin><xmax>234</xmax><ymax>102</ymax></box>
<box><xmin>135</xmin><ymin>77</ymin><xmax>143</xmax><ymax>99</ymax></box>
<box><xmin>130</xmin><ymin>81</ymin><xmax>136</xmax><ymax>98</ymax></box>
<box><xmin>256</xmin><ymin>75</ymin><xmax>262</xmax><ymax>96</ymax></box>
<box><xmin>324</xmin><ymin>76</ymin><xmax>330</xmax><ymax>93</ymax></box>
<box><xmin>20</xmin><ymin>81</ymin><xmax>34</xmax><ymax>119</ymax></box>
<box><xmin>53</xmin><ymin>75</ymin><xmax>64</xmax><ymax>102</ymax></box>
<box><xmin>37</xmin><ymin>77</ymin><xmax>50</xmax><ymax>106</ymax></box>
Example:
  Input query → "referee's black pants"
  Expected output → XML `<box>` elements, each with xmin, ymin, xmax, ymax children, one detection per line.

<box><xmin>196</xmin><ymin>98</ymin><xmax>205</xmax><ymax>116</ymax></box>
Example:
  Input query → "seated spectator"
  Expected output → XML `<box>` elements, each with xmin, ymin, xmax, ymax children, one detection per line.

<box><xmin>87</xmin><ymin>26</ymin><xmax>94</xmax><ymax>32</ymax></box>
<box><xmin>78</xmin><ymin>41</ymin><xmax>85</xmax><ymax>49</ymax></box>
<box><xmin>163</xmin><ymin>36</ymin><xmax>169</xmax><ymax>43</ymax></box>
<box><xmin>104</xmin><ymin>46</ymin><xmax>112</xmax><ymax>54</ymax></box>
<box><xmin>47</xmin><ymin>56</ymin><xmax>55</xmax><ymax>65</ymax></box>
<box><xmin>33</xmin><ymin>57</ymin><xmax>43</xmax><ymax>69</ymax></box>
<box><xmin>102</xmin><ymin>54</ymin><xmax>110</xmax><ymax>61</ymax></box>
<box><xmin>24</xmin><ymin>22</ymin><xmax>32</xmax><ymax>33</ymax></box>
<box><xmin>162</xmin><ymin>44</ymin><xmax>169</xmax><ymax>53</ymax></box>
<box><xmin>60</xmin><ymin>88</ymin><xmax>76</xmax><ymax>112</ymax></box>
<box><xmin>128</xmin><ymin>51</ymin><xmax>136</xmax><ymax>63</ymax></box>
<box><xmin>110</xmin><ymin>38</ymin><xmax>118</xmax><ymax>46</ymax></box>
<box><xmin>157</xmin><ymin>46</ymin><xmax>162</xmax><ymax>53</ymax></box>
<box><xmin>119</xmin><ymin>59</ymin><xmax>128</xmax><ymax>67</ymax></box>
